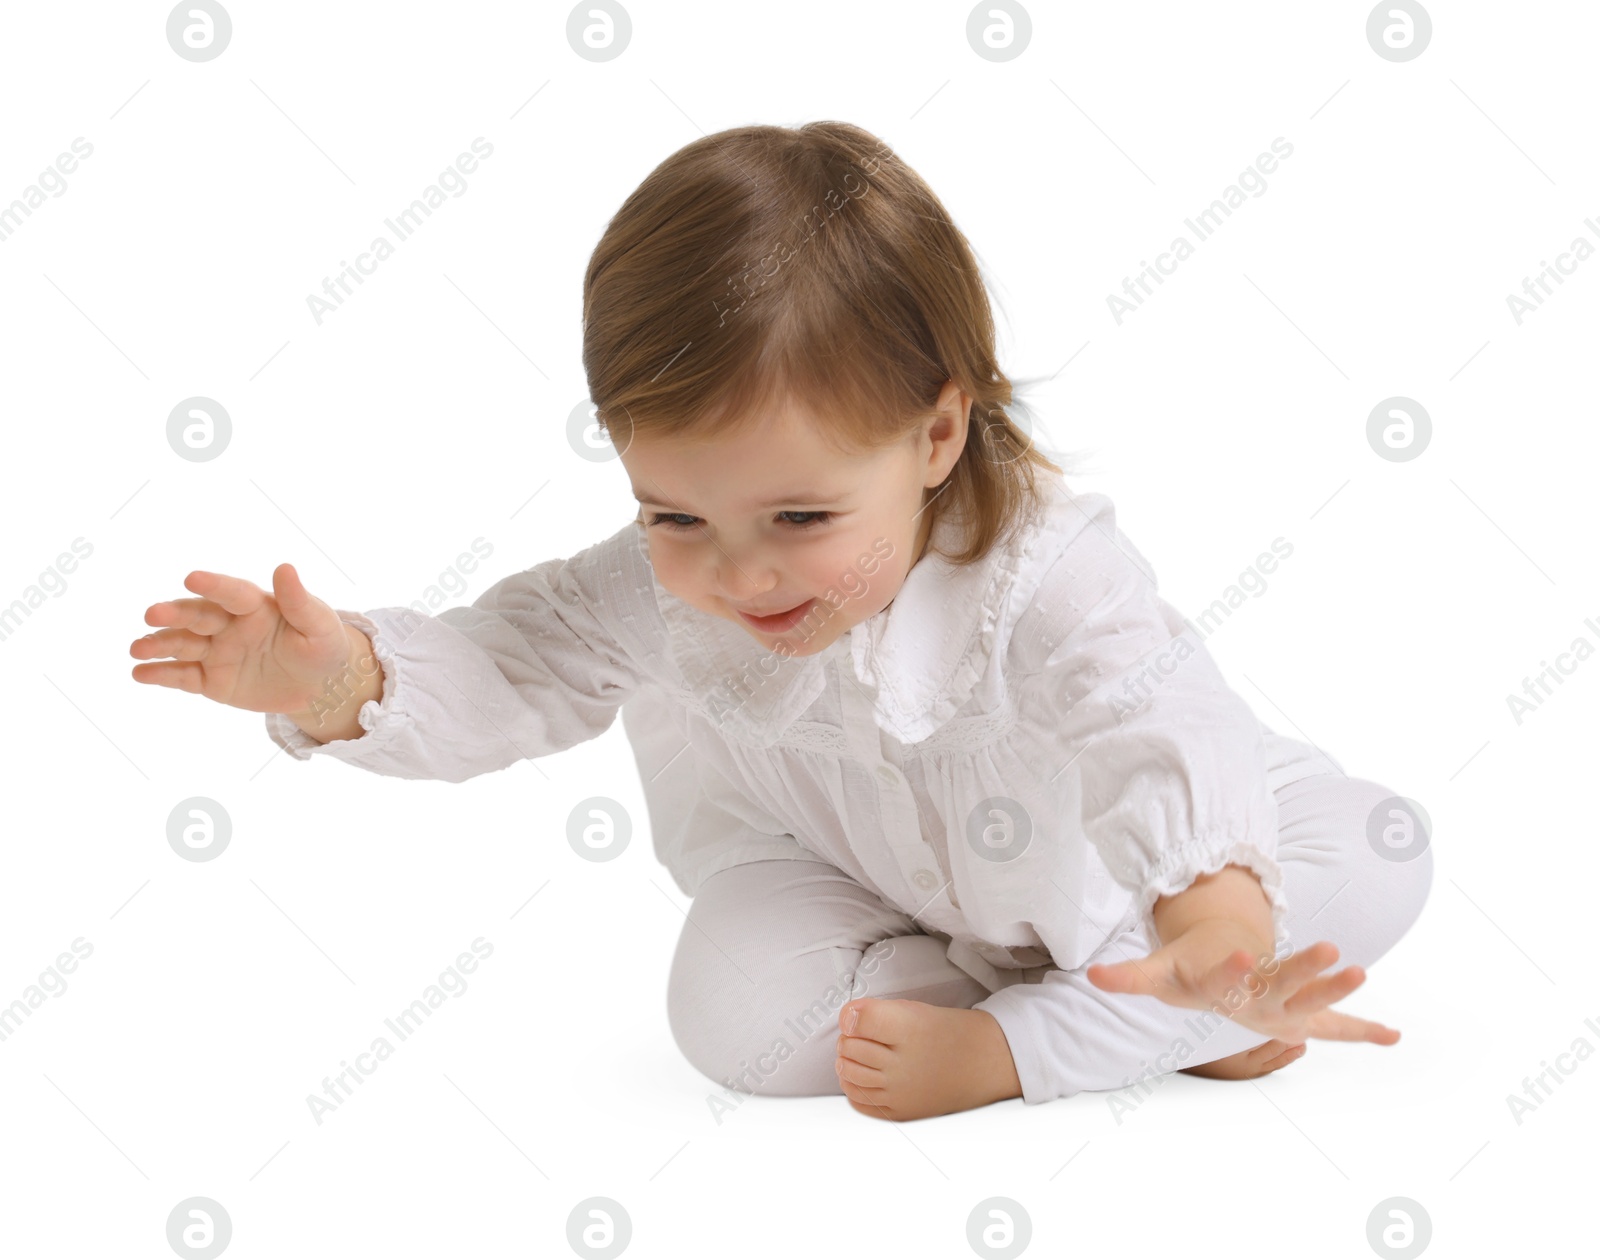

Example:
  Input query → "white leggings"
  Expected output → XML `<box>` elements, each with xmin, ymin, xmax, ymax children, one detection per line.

<box><xmin>666</xmin><ymin>771</ymin><xmax>1435</xmax><ymax>1105</ymax></box>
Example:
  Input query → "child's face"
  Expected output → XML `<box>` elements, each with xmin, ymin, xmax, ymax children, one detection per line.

<box><xmin>620</xmin><ymin>385</ymin><xmax>969</xmax><ymax>657</ymax></box>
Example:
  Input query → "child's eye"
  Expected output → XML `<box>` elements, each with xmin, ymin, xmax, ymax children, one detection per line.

<box><xmin>647</xmin><ymin>513</ymin><xmax>701</xmax><ymax>531</ymax></box>
<box><xmin>646</xmin><ymin>511</ymin><xmax>834</xmax><ymax>532</ymax></box>
<box><xmin>776</xmin><ymin>511</ymin><xmax>833</xmax><ymax>529</ymax></box>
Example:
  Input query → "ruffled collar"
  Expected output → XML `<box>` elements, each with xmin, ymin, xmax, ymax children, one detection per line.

<box><xmin>636</xmin><ymin>477</ymin><xmax>1074</xmax><ymax>748</ymax></box>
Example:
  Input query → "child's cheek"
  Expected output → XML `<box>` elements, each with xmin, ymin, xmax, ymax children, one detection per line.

<box><xmin>816</xmin><ymin>538</ymin><xmax>894</xmax><ymax>615</ymax></box>
<box><xmin>646</xmin><ymin>541</ymin><xmax>687</xmax><ymax>596</ymax></box>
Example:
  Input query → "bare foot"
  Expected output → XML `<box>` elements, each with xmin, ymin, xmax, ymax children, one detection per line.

<box><xmin>834</xmin><ymin>997</ymin><xmax>1023</xmax><ymax>1121</ymax></box>
<box><xmin>1179</xmin><ymin>1038</ymin><xmax>1306</xmax><ymax>1080</ymax></box>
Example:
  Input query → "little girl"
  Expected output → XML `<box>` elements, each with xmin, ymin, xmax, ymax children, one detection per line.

<box><xmin>130</xmin><ymin>121</ymin><xmax>1433</xmax><ymax>1122</ymax></box>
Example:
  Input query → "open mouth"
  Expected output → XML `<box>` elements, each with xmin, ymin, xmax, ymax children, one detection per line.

<box><xmin>737</xmin><ymin>599</ymin><xmax>814</xmax><ymax>633</ymax></box>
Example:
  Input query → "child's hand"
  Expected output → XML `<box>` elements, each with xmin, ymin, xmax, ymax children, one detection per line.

<box><xmin>130</xmin><ymin>564</ymin><xmax>360</xmax><ymax>717</ymax></box>
<box><xmin>1085</xmin><ymin>919</ymin><xmax>1401</xmax><ymax>1049</ymax></box>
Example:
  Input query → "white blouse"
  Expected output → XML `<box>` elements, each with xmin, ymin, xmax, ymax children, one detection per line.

<box><xmin>265</xmin><ymin>476</ymin><xmax>1342</xmax><ymax>992</ymax></box>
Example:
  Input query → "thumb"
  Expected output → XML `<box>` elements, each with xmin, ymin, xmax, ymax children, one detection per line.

<box><xmin>1086</xmin><ymin>956</ymin><xmax>1162</xmax><ymax>997</ymax></box>
<box><xmin>271</xmin><ymin>562</ymin><xmax>338</xmax><ymax>639</ymax></box>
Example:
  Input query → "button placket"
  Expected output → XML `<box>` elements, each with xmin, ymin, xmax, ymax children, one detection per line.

<box><xmin>837</xmin><ymin>666</ymin><xmax>952</xmax><ymax>923</ymax></box>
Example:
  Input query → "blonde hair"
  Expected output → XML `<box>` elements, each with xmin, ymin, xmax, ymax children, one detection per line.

<box><xmin>582</xmin><ymin>120</ymin><xmax>1081</xmax><ymax>566</ymax></box>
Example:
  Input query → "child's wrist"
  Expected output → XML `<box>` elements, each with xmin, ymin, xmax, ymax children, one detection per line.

<box><xmin>284</xmin><ymin>624</ymin><xmax>383</xmax><ymax>741</ymax></box>
<box><xmin>1151</xmin><ymin>864</ymin><xmax>1274</xmax><ymax>955</ymax></box>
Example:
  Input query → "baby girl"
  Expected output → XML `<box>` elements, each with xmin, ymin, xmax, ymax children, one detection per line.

<box><xmin>130</xmin><ymin>120</ymin><xmax>1433</xmax><ymax>1122</ymax></box>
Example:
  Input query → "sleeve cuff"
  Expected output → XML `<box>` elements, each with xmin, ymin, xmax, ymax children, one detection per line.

<box><xmin>263</xmin><ymin>608</ymin><xmax>410</xmax><ymax>761</ymax></box>
<box><xmin>1136</xmin><ymin>831</ymin><xmax>1291</xmax><ymax>962</ymax></box>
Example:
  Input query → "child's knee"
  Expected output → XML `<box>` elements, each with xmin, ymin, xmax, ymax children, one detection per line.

<box><xmin>665</xmin><ymin>945</ymin><xmax>845</xmax><ymax>1098</ymax></box>
<box><xmin>1363</xmin><ymin>778</ymin><xmax>1434</xmax><ymax>924</ymax></box>
<box><xmin>670</xmin><ymin>1016</ymin><xmax>799</xmax><ymax>1099</ymax></box>
<box><xmin>666</xmin><ymin>985</ymin><xmax>777</xmax><ymax>1096</ymax></box>
<box><xmin>1346</xmin><ymin>777</ymin><xmax>1435</xmax><ymax>964</ymax></box>
<box><xmin>1282</xmin><ymin>773</ymin><xmax>1434</xmax><ymax>967</ymax></box>
<box><xmin>1399</xmin><ymin>828</ymin><xmax>1434</xmax><ymax>924</ymax></box>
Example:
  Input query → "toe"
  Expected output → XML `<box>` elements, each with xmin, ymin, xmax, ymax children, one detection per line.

<box><xmin>841</xmin><ymin>996</ymin><xmax>915</xmax><ymax>1046</ymax></box>
<box><xmin>837</xmin><ymin>1034</ymin><xmax>892</xmax><ymax>1069</ymax></box>
<box><xmin>841</xmin><ymin>1081</ymin><xmax>895</xmax><ymax>1121</ymax></box>
<box><xmin>836</xmin><ymin>1055</ymin><xmax>887</xmax><ymax>1089</ymax></box>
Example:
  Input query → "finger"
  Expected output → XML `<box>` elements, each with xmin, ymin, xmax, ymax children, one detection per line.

<box><xmin>130</xmin><ymin>660</ymin><xmax>205</xmax><ymax>693</ymax></box>
<box><xmin>184</xmin><ymin>570</ymin><xmax>265</xmax><ymax>617</ymax></box>
<box><xmin>1282</xmin><ymin>965</ymin><xmax>1367</xmax><ymax>1018</ymax></box>
<box><xmin>144</xmin><ymin>597</ymin><xmax>231</xmax><ymax>635</ymax></box>
<box><xmin>1086</xmin><ymin>955</ymin><xmax>1167</xmax><ymax>997</ymax></box>
<box><xmin>1163</xmin><ymin>948</ymin><xmax>1257</xmax><ymax>1012</ymax></box>
<box><xmin>1198</xmin><ymin>947</ymin><xmax>1258</xmax><ymax>998</ymax></box>
<box><xmin>130</xmin><ymin>628</ymin><xmax>210</xmax><ymax>662</ymax></box>
<box><xmin>1258</xmin><ymin>1042</ymin><xmax>1308</xmax><ymax>1071</ymax></box>
<box><xmin>1305</xmin><ymin>1007</ymin><xmax>1400</xmax><ymax>1046</ymax></box>
<box><xmin>271</xmin><ymin>563</ymin><xmax>338</xmax><ymax>639</ymax></box>
<box><xmin>1261</xmin><ymin>940</ymin><xmax>1341</xmax><ymax>996</ymax></box>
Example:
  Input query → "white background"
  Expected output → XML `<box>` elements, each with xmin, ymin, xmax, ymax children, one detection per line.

<box><xmin>0</xmin><ymin>1</ymin><xmax>1593</xmax><ymax>1256</ymax></box>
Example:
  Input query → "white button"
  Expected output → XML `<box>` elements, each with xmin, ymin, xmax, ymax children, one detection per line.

<box><xmin>912</xmin><ymin>869</ymin><xmax>938</xmax><ymax>891</ymax></box>
<box><xmin>875</xmin><ymin>765</ymin><xmax>900</xmax><ymax>787</ymax></box>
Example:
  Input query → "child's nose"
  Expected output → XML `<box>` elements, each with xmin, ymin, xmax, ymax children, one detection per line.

<box><xmin>713</xmin><ymin>556</ymin><xmax>780</xmax><ymax>601</ymax></box>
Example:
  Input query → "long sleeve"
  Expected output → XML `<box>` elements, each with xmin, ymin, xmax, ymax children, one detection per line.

<box><xmin>264</xmin><ymin>531</ymin><xmax>645</xmax><ymax>783</ymax></box>
<box><xmin>1009</xmin><ymin>503</ymin><xmax>1288</xmax><ymax>957</ymax></box>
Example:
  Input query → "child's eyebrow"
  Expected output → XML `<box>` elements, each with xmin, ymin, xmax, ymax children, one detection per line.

<box><xmin>630</xmin><ymin>487</ymin><xmax>848</xmax><ymax>510</ymax></box>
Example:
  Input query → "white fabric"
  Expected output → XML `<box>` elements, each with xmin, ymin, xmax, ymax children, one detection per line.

<box><xmin>265</xmin><ymin>476</ymin><xmax>1341</xmax><ymax>991</ymax></box>
<box><xmin>667</xmin><ymin>755</ymin><xmax>1434</xmax><ymax>1106</ymax></box>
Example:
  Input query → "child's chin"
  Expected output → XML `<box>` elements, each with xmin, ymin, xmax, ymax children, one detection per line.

<box><xmin>743</xmin><ymin>619</ymin><xmax>839</xmax><ymax>657</ymax></box>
